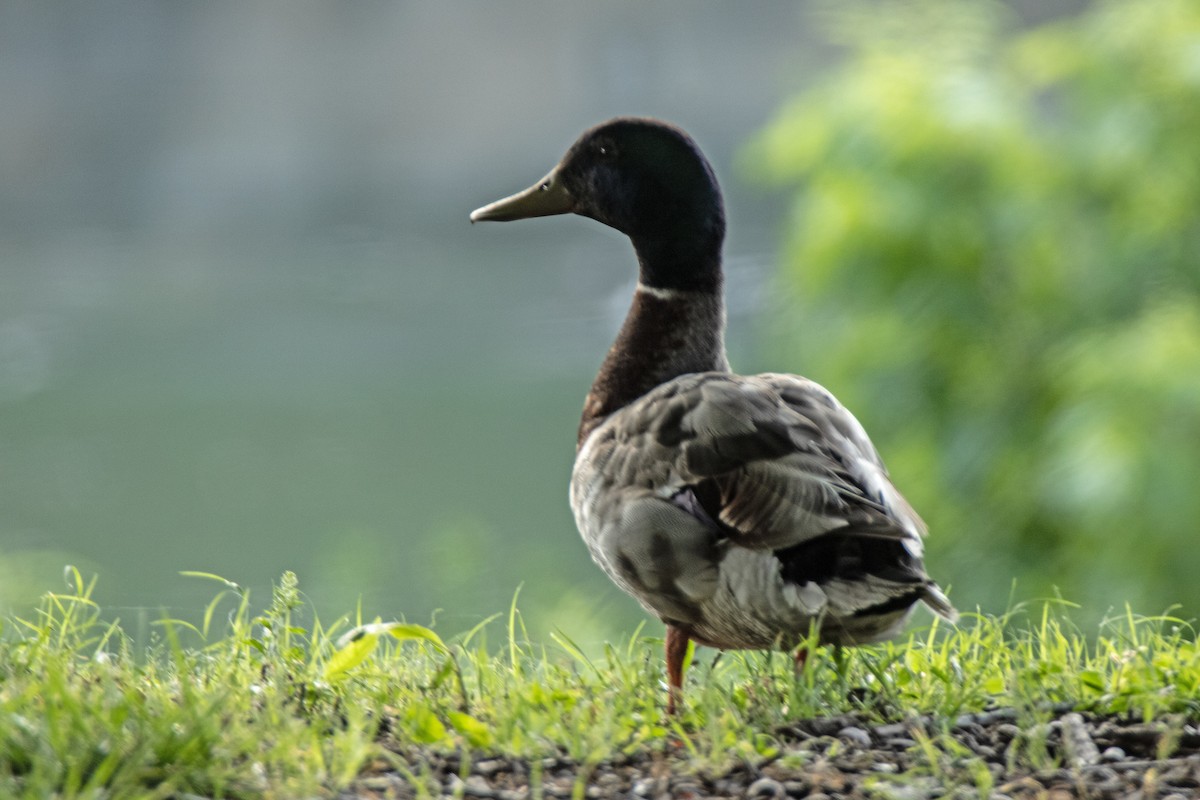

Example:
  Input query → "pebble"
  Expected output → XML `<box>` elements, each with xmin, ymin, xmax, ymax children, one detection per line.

<box><xmin>868</xmin><ymin>782</ymin><xmax>933</xmax><ymax>800</ymax></box>
<box><xmin>838</xmin><ymin>751</ymin><xmax>881</xmax><ymax>771</ymax></box>
<box><xmin>838</xmin><ymin>726</ymin><xmax>872</xmax><ymax>747</ymax></box>
<box><xmin>747</xmin><ymin>777</ymin><xmax>786</xmax><ymax>798</ymax></box>
<box><xmin>994</xmin><ymin>723</ymin><xmax>1022</xmax><ymax>741</ymax></box>
<box><xmin>448</xmin><ymin>777</ymin><xmax>499</xmax><ymax>800</ymax></box>
<box><xmin>1087</xmin><ymin>767</ymin><xmax>1126</xmax><ymax>796</ymax></box>
<box><xmin>874</xmin><ymin>722</ymin><xmax>908</xmax><ymax>738</ymax></box>
<box><xmin>782</xmin><ymin>779</ymin><xmax>811</xmax><ymax>795</ymax></box>
<box><xmin>464</xmin><ymin>775</ymin><xmax>496</xmax><ymax>797</ymax></box>
<box><xmin>1162</xmin><ymin>766</ymin><xmax>1198</xmax><ymax>787</ymax></box>
<box><xmin>976</xmin><ymin>708</ymin><xmax>1018</xmax><ymax>725</ymax></box>
<box><xmin>475</xmin><ymin>759</ymin><xmax>507</xmax><ymax>776</ymax></box>
<box><xmin>1061</xmin><ymin>712</ymin><xmax>1101</xmax><ymax>768</ymax></box>
<box><xmin>356</xmin><ymin>776</ymin><xmax>402</xmax><ymax>791</ymax></box>
<box><xmin>1101</xmin><ymin>746</ymin><xmax>1126</xmax><ymax>762</ymax></box>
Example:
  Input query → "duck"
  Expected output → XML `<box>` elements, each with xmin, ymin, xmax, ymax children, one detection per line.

<box><xmin>470</xmin><ymin>117</ymin><xmax>957</xmax><ymax>712</ymax></box>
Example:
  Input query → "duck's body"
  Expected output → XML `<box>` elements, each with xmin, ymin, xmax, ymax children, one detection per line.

<box><xmin>471</xmin><ymin>117</ymin><xmax>955</xmax><ymax>709</ymax></box>
<box><xmin>572</xmin><ymin>369</ymin><xmax>945</xmax><ymax>652</ymax></box>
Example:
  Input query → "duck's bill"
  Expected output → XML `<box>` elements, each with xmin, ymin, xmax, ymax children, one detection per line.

<box><xmin>470</xmin><ymin>169</ymin><xmax>574</xmax><ymax>222</ymax></box>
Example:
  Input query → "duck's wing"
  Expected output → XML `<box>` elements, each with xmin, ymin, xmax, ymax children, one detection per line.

<box><xmin>679</xmin><ymin>373</ymin><xmax>920</xmax><ymax>540</ymax></box>
<box><xmin>574</xmin><ymin>372</ymin><xmax>956</xmax><ymax>625</ymax></box>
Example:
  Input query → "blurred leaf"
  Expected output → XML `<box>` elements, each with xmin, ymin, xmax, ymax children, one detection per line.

<box><xmin>447</xmin><ymin>711</ymin><xmax>494</xmax><ymax>749</ymax></box>
<box><xmin>1080</xmin><ymin>669</ymin><xmax>1106</xmax><ymax>694</ymax></box>
<box><xmin>335</xmin><ymin>621</ymin><xmax>446</xmax><ymax>653</ymax></box>
<box><xmin>406</xmin><ymin>705</ymin><xmax>449</xmax><ymax>745</ymax></box>
<box><xmin>179</xmin><ymin>571</ymin><xmax>244</xmax><ymax>593</ymax></box>
<box><xmin>325</xmin><ymin>632</ymin><xmax>379</xmax><ymax>681</ymax></box>
<box><xmin>385</xmin><ymin>623</ymin><xmax>447</xmax><ymax>652</ymax></box>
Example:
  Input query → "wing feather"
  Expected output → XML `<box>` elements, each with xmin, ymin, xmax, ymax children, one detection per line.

<box><xmin>648</xmin><ymin>373</ymin><xmax>922</xmax><ymax>550</ymax></box>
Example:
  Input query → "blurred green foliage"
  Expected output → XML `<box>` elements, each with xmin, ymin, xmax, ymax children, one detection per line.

<box><xmin>748</xmin><ymin>0</ymin><xmax>1200</xmax><ymax>619</ymax></box>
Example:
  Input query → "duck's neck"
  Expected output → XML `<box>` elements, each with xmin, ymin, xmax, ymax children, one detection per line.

<box><xmin>578</xmin><ymin>252</ymin><xmax>729</xmax><ymax>446</ymax></box>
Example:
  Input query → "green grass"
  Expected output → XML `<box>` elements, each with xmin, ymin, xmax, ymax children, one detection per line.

<box><xmin>2</xmin><ymin>571</ymin><xmax>1199</xmax><ymax>798</ymax></box>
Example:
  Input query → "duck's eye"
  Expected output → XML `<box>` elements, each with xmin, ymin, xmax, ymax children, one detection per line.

<box><xmin>596</xmin><ymin>141</ymin><xmax>616</xmax><ymax>158</ymax></box>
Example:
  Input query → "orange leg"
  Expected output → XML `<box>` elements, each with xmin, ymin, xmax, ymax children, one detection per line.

<box><xmin>794</xmin><ymin>647</ymin><xmax>809</xmax><ymax>674</ymax></box>
<box><xmin>665</xmin><ymin>624</ymin><xmax>691</xmax><ymax>715</ymax></box>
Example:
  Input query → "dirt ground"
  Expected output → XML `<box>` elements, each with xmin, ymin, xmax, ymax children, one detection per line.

<box><xmin>343</xmin><ymin>707</ymin><xmax>1200</xmax><ymax>799</ymax></box>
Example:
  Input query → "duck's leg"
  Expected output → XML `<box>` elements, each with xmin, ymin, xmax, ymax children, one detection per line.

<box><xmin>665</xmin><ymin>624</ymin><xmax>691</xmax><ymax>715</ymax></box>
<box><xmin>794</xmin><ymin>647</ymin><xmax>808</xmax><ymax>674</ymax></box>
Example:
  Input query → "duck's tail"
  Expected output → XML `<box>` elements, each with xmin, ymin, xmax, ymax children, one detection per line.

<box><xmin>922</xmin><ymin>582</ymin><xmax>959</xmax><ymax>623</ymax></box>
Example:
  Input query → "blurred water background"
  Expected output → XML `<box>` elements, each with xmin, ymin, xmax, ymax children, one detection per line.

<box><xmin>8</xmin><ymin>0</ymin><xmax>1199</xmax><ymax>646</ymax></box>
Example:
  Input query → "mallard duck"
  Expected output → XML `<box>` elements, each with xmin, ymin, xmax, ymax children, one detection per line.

<box><xmin>471</xmin><ymin>117</ymin><xmax>956</xmax><ymax>712</ymax></box>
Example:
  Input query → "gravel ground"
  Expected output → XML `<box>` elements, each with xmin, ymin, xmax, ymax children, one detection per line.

<box><xmin>344</xmin><ymin>708</ymin><xmax>1200</xmax><ymax>800</ymax></box>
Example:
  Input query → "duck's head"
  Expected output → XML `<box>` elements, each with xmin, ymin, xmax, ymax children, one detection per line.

<box><xmin>471</xmin><ymin>117</ymin><xmax>726</xmax><ymax>291</ymax></box>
